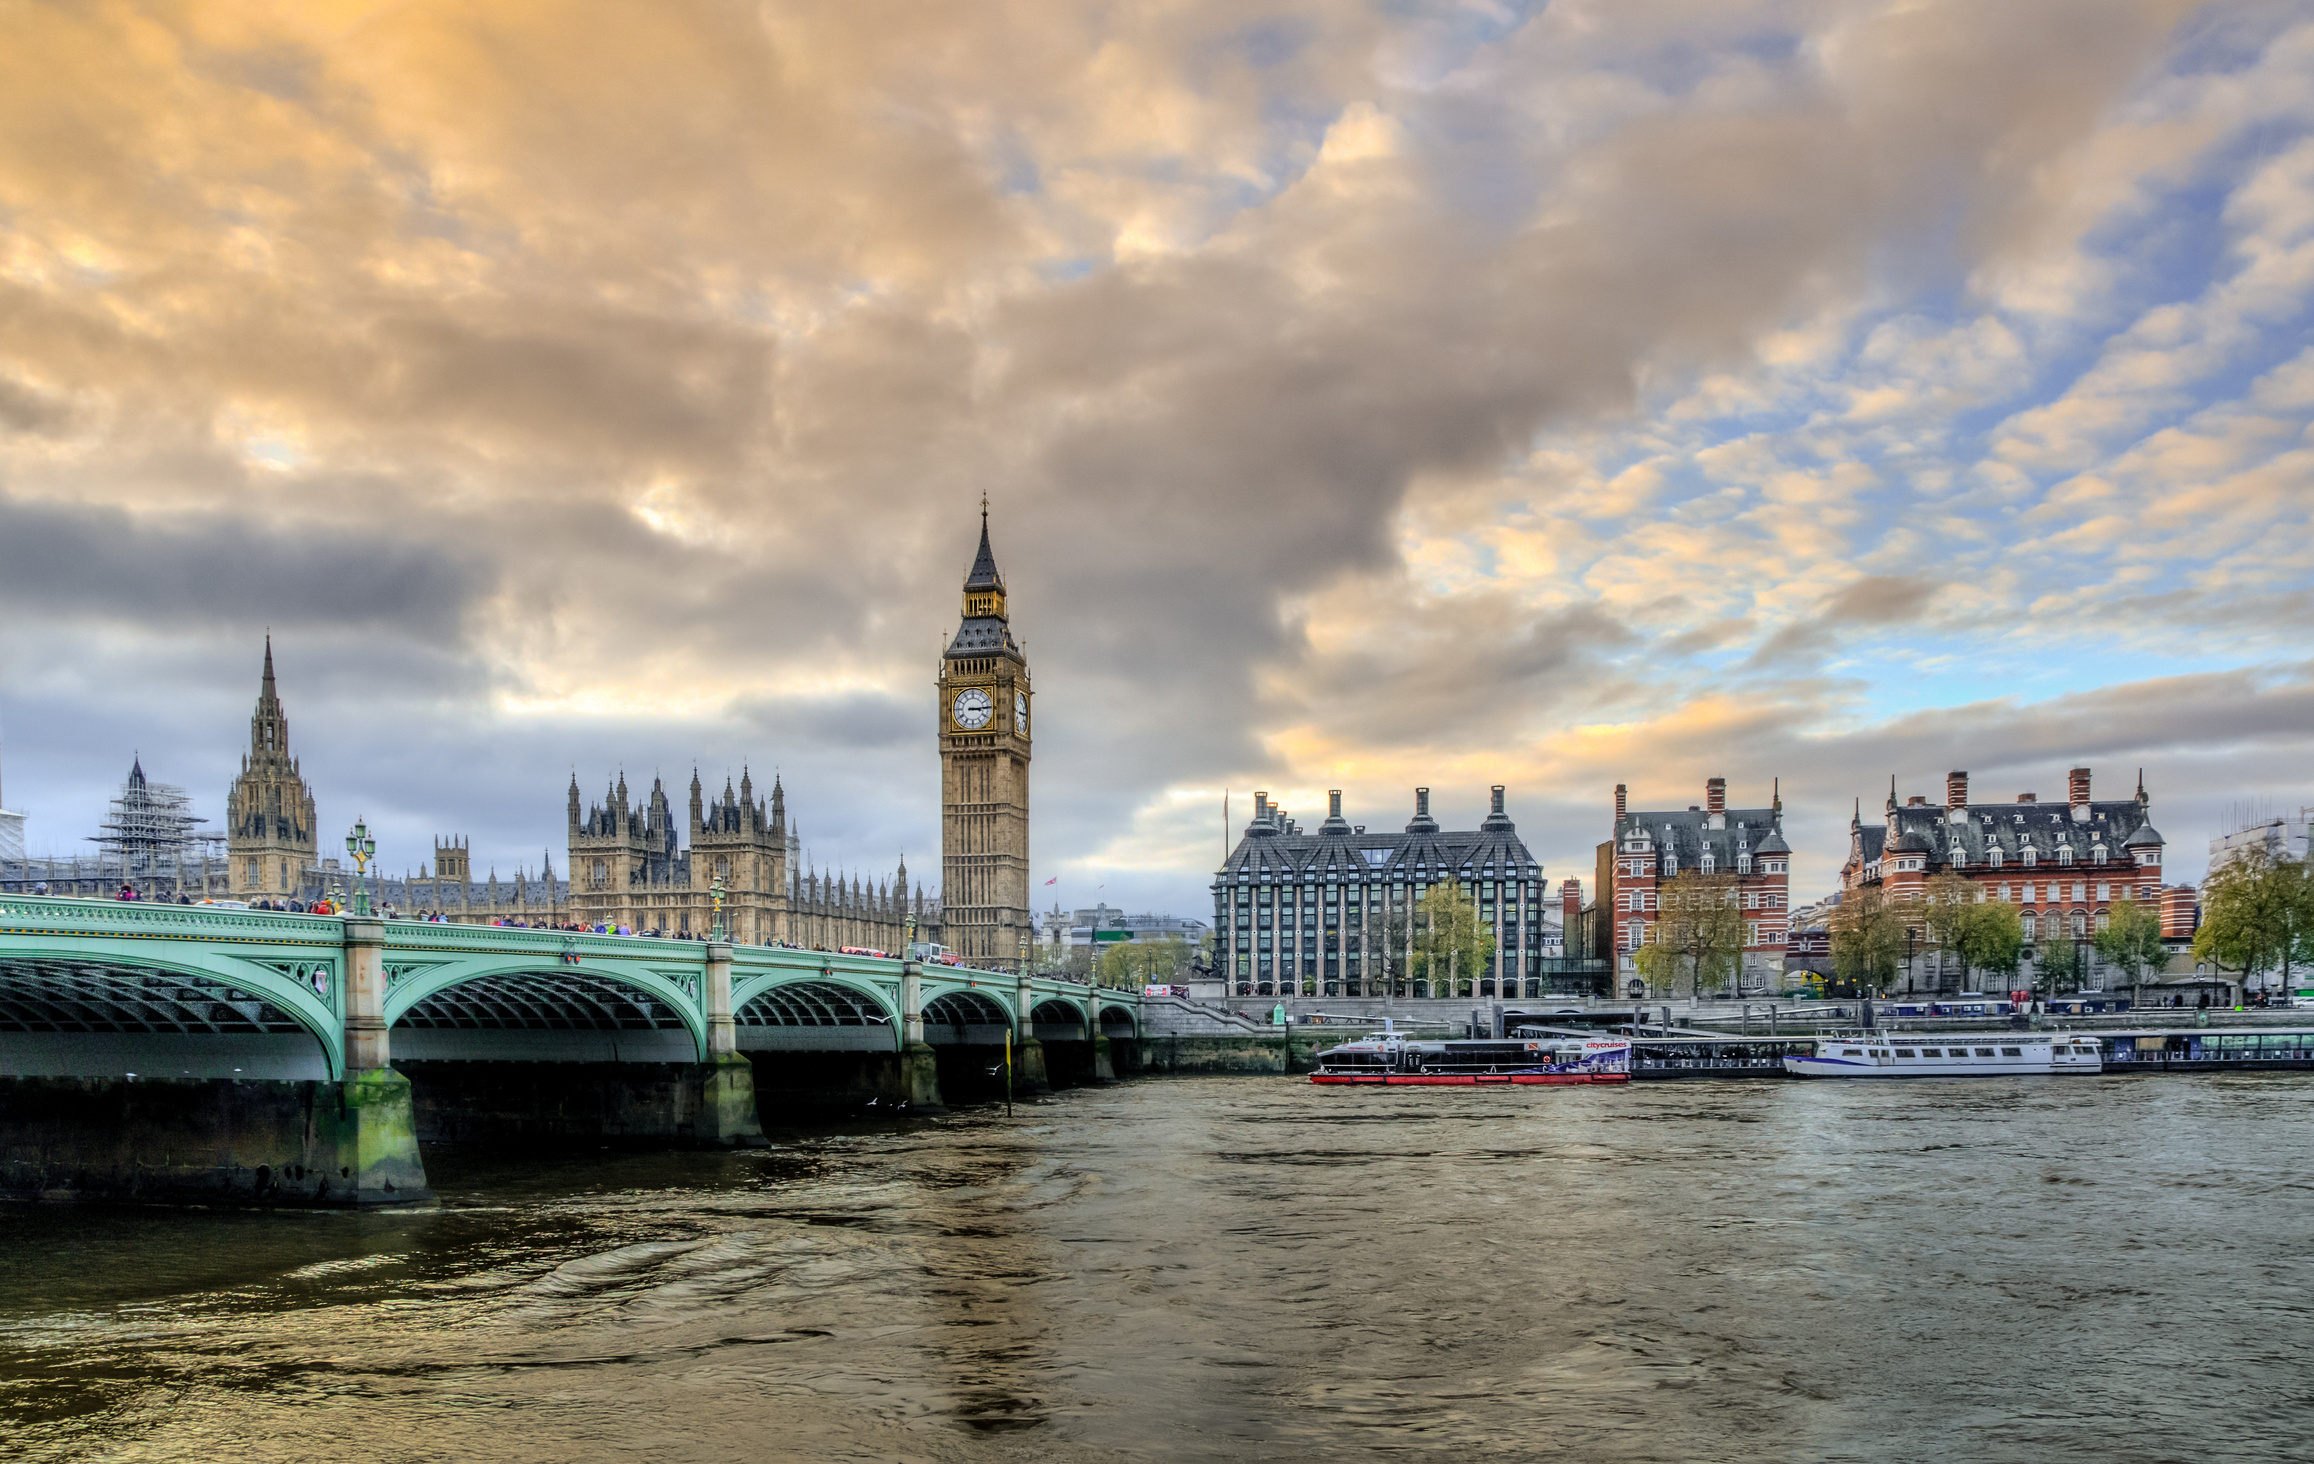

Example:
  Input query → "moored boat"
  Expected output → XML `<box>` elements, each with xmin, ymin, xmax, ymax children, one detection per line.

<box><xmin>1311</xmin><ymin>1031</ymin><xmax>1631</xmax><ymax>1085</ymax></box>
<box><xmin>1782</xmin><ymin>1031</ymin><xmax>2101</xmax><ymax>1078</ymax></box>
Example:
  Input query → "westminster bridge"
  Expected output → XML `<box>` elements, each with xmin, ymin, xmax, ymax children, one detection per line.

<box><xmin>0</xmin><ymin>895</ymin><xmax>1145</xmax><ymax>1206</ymax></box>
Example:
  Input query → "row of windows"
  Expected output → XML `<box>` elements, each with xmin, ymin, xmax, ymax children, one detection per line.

<box><xmin>1229</xmin><ymin>879</ymin><xmax>1541</xmax><ymax>904</ymax></box>
<box><xmin>1618</xmin><ymin>889</ymin><xmax>1788</xmax><ymax>912</ymax></box>
<box><xmin>1621</xmin><ymin>921</ymin><xmax>1789</xmax><ymax>948</ymax></box>
<box><xmin>1888</xmin><ymin>845</ymin><xmax>2161</xmax><ymax>874</ymax></box>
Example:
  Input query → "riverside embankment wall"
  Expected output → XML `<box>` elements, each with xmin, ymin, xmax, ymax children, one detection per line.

<box><xmin>0</xmin><ymin>1073</ymin><xmax>430</xmax><ymax>1207</ymax></box>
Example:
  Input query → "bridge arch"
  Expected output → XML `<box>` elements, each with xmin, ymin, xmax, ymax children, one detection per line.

<box><xmin>1098</xmin><ymin>1003</ymin><xmax>1138</xmax><ymax>1037</ymax></box>
<box><xmin>735</xmin><ymin>978</ymin><xmax>897</xmax><ymax>1051</ymax></box>
<box><xmin>0</xmin><ymin>948</ymin><xmax>343</xmax><ymax>1079</ymax></box>
<box><xmin>385</xmin><ymin>959</ymin><xmax>706</xmax><ymax>1063</ymax></box>
<box><xmin>1029</xmin><ymin>997</ymin><xmax>1088</xmax><ymax>1041</ymax></box>
<box><xmin>921</xmin><ymin>989</ymin><xmax>1014</xmax><ymax>1046</ymax></box>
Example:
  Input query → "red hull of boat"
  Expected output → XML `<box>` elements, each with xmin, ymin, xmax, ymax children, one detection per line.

<box><xmin>1308</xmin><ymin>1072</ymin><xmax>1629</xmax><ymax>1086</ymax></box>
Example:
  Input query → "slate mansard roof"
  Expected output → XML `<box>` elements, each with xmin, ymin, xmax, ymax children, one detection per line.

<box><xmin>1853</xmin><ymin>789</ymin><xmax>2163</xmax><ymax>872</ymax></box>
<box><xmin>1614</xmin><ymin>804</ymin><xmax>1789</xmax><ymax>873</ymax></box>
<box><xmin>1214</xmin><ymin>790</ymin><xmax>1541</xmax><ymax>886</ymax></box>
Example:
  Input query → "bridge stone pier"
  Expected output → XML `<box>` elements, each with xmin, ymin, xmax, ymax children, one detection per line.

<box><xmin>0</xmin><ymin>896</ymin><xmax>1140</xmax><ymax>1207</ymax></box>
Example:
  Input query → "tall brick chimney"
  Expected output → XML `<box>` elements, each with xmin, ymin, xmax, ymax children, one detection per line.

<box><xmin>1562</xmin><ymin>879</ymin><xmax>1582</xmax><ymax>946</ymax></box>
<box><xmin>1947</xmin><ymin>771</ymin><xmax>1968</xmax><ymax>808</ymax></box>
<box><xmin>2069</xmin><ymin>767</ymin><xmax>2091</xmax><ymax>807</ymax></box>
<box><xmin>1614</xmin><ymin>783</ymin><xmax>1627</xmax><ymax>822</ymax></box>
<box><xmin>1706</xmin><ymin>777</ymin><xmax>1727</xmax><ymax>816</ymax></box>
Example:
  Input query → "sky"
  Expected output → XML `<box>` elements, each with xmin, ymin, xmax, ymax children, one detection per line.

<box><xmin>2</xmin><ymin>0</ymin><xmax>2311</xmax><ymax>918</ymax></box>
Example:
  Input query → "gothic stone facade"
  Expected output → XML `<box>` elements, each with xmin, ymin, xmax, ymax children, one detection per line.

<box><xmin>1214</xmin><ymin>786</ymin><xmax>1550</xmax><ymax>999</ymax></box>
<box><xmin>938</xmin><ymin>508</ymin><xmax>1032</xmax><ymax>964</ymax></box>
<box><xmin>566</xmin><ymin>769</ymin><xmax>931</xmax><ymax>950</ymax></box>
<box><xmin>1607</xmin><ymin>777</ymin><xmax>1793</xmax><ymax>984</ymax></box>
<box><xmin>225</xmin><ymin>638</ymin><xmax>318</xmax><ymax>898</ymax></box>
<box><xmin>1840</xmin><ymin>766</ymin><xmax>2173</xmax><ymax>993</ymax></box>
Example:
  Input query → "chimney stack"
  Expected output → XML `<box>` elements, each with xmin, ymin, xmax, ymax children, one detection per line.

<box><xmin>1947</xmin><ymin>771</ymin><xmax>1968</xmax><ymax>808</ymax></box>
<box><xmin>1415</xmin><ymin>787</ymin><xmax>1430</xmax><ymax>819</ymax></box>
<box><xmin>2069</xmin><ymin>767</ymin><xmax>2092</xmax><ymax>807</ymax></box>
<box><xmin>1329</xmin><ymin>789</ymin><xmax>1343</xmax><ymax>820</ymax></box>
<box><xmin>1614</xmin><ymin>783</ymin><xmax>1627</xmax><ymax>821</ymax></box>
<box><xmin>1254</xmin><ymin>791</ymin><xmax>1269</xmax><ymax>823</ymax></box>
<box><xmin>1706</xmin><ymin>777</ymin><xmax>1726</xmax><ymax>816</ymax></box>
<box><xmin>1490</xmin><ymin>785</ymin><xmax>1506</xmax><ymax>817</ymax></box>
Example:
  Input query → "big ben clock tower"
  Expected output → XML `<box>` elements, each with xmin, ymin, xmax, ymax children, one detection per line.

<box><xmin>939</xmin><ymin>500</ymin><xmax>1031</xmax><ymax>964</ymax></box>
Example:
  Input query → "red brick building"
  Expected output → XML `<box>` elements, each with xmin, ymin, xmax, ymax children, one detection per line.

<box><xmin>1606</xmin><ymin>777</ymin><xmax>1793</xmax><ymax>990</ymax></box>
<box><xmin>1839</xmin><ymin>766</ymin><xmax>2178</xmax><ymax>993</ymax></box>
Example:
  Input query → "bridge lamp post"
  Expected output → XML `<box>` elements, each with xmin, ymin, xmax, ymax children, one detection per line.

<box><xmin>345</xmin><ymin>818</ymin><xmax>376</xmax><ymax>918</ymax></box>
<box><xmin>710</xmin><ymin>874</ymin><xmax>727</xmax><ymax>941</ymax></box>
<box><xmin>904</xmin><ymin>912</ymin><xmax>917</xmax><ymax>958</ymax></box>
<box><xmin>1019</xmin><ymin>933</ymin><xmax>1029</xmax><ymax>978</ymax></box>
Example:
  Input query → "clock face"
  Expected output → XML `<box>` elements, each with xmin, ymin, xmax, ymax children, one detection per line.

<box><xmin>952</xmin><ymin>687</ymin><xmax>993</xmax><ymax>730</ymax></box>
<box><xmin>1015</xmin><ymin>691</ymin><xmax>1028</xmax><ymax>733</ymax></box>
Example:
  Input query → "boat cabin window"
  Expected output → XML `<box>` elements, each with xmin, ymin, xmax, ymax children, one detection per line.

<box><xmin>2001</xmin><ymin>1047</ymin><xmax>2022</xmax><ymax>1057</ymax></box>
<box><xmin>1975</xmin><ymin>1048</ymin><xmax>1995</xmax><ymax>1057</ymax></box>
<box><xmin>1917</xmin><ymin>1048</ymin><xmax>1941</xmax><ymax>1057</ymax></box>
<box><xmin>1893</xmin><ymin>1049</ymin><xmax>1915</xmax><ymax>1057</ymax></box>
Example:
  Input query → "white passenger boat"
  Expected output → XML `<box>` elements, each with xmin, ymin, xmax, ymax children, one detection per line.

<box><xmin>1783</xmin><ymin>1031</ymin><xmax>2102</xmax><ymax>1078</ymax></box>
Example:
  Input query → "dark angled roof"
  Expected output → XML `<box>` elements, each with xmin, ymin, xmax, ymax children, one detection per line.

<box><xmin>1852</xmin><ymin>791</ymin><xmax>2161</xmax><ymax>875</ymax></box>
<box><xmin>1215</xmin><ymin>794</ymin><xmax>1540</xmax><ymax>886</ymax></box>
<box><xmin>965</xmin><ymin>511</ymin><xmax>1002</xmax><ymax>590</ymax></box>
<box><xmin>1615</xmin><ymin>804</ymin><xmax>1788</xmax><ymax>874</ymax></box>
<box><xmin>947</xmin><ymin>615</ymin><xmax>1018</xmax><ymax>655</ymax></box>
<box><xmin>948</xmin><ymin>506</ymin><xmax>1021</xmax><ymax>660</ymax></box>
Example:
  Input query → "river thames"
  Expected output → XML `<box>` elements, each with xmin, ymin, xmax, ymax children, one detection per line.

<box><xmin>3</xmin><ymin>1073</ymin><xmax>2309</xmax><ymax>1462</ymax></box>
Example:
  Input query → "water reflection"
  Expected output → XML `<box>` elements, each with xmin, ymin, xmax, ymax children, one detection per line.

<box><xmin>3</xmin><ymin>1076</ymin><xmax>2311</xmax><ymax>1461</ymax></box>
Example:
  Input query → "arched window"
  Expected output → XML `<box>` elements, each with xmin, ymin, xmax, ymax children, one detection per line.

<box><xmin>2071</xmin><ymin>911</ymin><xmax>2087</xmax><ymax>938</ymax></box>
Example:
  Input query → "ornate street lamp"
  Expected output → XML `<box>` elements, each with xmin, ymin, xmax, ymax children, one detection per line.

<box><xmin>904</xmin><ymin>912</ymin><xmax>917</xmax><ymax>958</ymax></box>
<box><xmin>344</xmin><ymin>817</ymin><xmax>376</xmax><ymax>917</ymax></box>
<box><xmin>710</xmin><ymin>874</ymin><xmax>728</xmax><ymax>942</ymax></box>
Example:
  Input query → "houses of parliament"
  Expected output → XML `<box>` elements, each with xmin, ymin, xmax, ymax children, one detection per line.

<box><xmin>15</xmin><ymin>511</ymin><xmax>1035</xmax><ymax>962</ymax></box>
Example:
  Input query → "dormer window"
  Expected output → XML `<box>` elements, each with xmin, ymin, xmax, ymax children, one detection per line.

<box><xmin>1952</xmin><ymin>850</ymin><xmax>1968</xmax><ymax>868</ymax></box>
<box><xmin>1700</xmin><ymin>850</ymin><xmax>1716</xmax><ymax>874</ymax></box>
<box><xmin>2022</xmin><ymin>847</ymin><xmax>2037</xmax><ymax>867</ymax></box>
<box><xmin>1738</xmin><ymin>853</ymin><xmax>1752</xmax><ymax>874</ymax></box>
<box><xmin>1988</xmin><ymin>848</ymin><xmax>2003</xmax><ymax>869</ymax></box>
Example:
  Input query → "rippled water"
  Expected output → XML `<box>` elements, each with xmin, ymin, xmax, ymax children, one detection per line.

<box><xmin>3</xmin><ymin>1074</ymin><xmax>2311</xmax><ymax>1462</ymax></box>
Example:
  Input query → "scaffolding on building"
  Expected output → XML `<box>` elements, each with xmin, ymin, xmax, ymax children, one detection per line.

<box><xmin>71</xmin><ymin>759</ymin><xmax>227</xmax><ymax>899</ymax></box>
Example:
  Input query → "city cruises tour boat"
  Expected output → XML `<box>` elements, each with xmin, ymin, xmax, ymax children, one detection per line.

<box><xmin>1311</xmin><ymin>1027</ymin><xmax>1631</xmax><ymax>1086</ymax></box>
<box><xmin>1783</xmin><ymin>1031</ymin><xmax>2102</xmax><ymax>1079</ymax></box>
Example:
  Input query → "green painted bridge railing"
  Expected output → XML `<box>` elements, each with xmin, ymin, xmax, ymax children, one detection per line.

<box><xmin>0</xmin><ymin>894</ymin><xmax>1141</xmax><ymax>1079</ymax></box>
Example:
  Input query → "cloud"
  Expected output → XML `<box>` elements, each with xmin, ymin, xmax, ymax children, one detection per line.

<box><xmin>2</xmin><ymin>2</ymin><xmax>2310</xmax><ymax>919</ymax></box>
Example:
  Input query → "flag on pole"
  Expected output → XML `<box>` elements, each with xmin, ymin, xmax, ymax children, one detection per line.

<box><xmin>1044</xmin><ymin>876</ymin><xmax>1057</xmax><ymax>885</ymax></box>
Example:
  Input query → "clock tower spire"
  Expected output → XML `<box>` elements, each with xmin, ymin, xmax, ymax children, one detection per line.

<box><xmin>939</xmin><ymin>498</ymin><xmax>1031</xmax><ymax>966</ymax></box>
